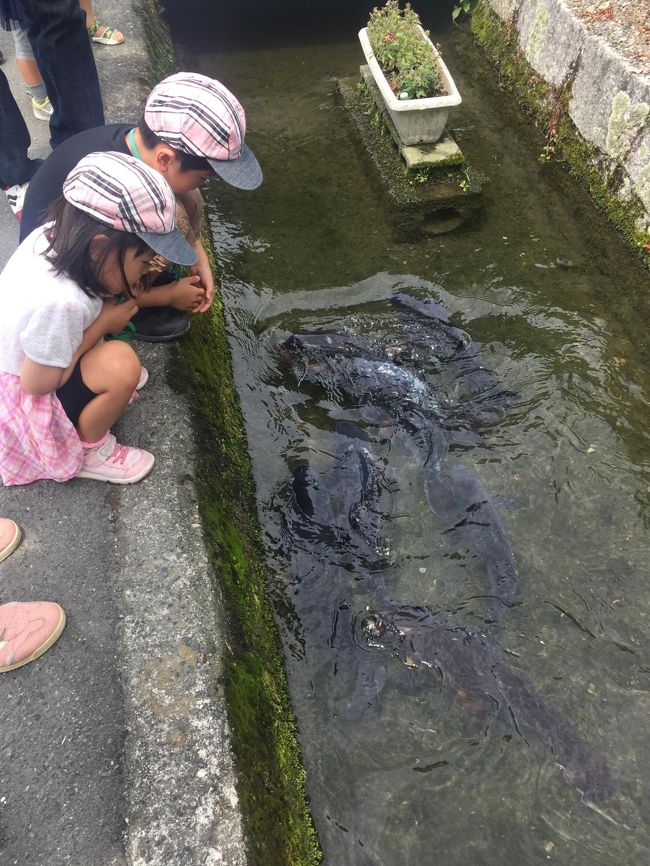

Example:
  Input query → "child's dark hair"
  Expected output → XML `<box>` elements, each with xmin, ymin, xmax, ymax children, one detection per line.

<box><xmin>44</xmin><ymin>196</ymin><xmax>150</xmax><ymax>299</ymax></box>
<box><xmin>137</xmin><ymin>117</ymin><xmax>213</xmax><ymax>173</ymax></box>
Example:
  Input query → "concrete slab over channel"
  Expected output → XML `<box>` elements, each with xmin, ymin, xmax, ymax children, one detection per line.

<box><xmin>0</xmin><ymin>3</ymin><xmax>246</xmax><ymax>865</ymax></box>
<box><xmin>340</xmin><ymin>69</ymin><xmax>481</xmax><ymax>239</ymax></box>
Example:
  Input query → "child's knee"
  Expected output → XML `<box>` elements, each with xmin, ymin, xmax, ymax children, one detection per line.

<box><xmin>102</xmin><ymin>341</ymin><xmax>141</xmax><ymax>389</ymax></box>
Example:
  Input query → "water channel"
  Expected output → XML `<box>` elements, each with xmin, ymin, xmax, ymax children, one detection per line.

<box><xmin>169</xmin><ymin>5</ymin><xmax>650</xmax><ymax>863</ymax></box>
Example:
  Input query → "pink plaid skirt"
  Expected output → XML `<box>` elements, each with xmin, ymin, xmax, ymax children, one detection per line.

<box><xmin>0</xmin><ymin>372</ymin><xmax>83</xmax><ymax>486</ymax></box>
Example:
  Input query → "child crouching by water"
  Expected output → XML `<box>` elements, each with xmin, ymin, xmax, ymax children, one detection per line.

<box><xmin>0</xmin><ymin>151</ymin><xmax>196</xmax><ymax>486</ymax></box>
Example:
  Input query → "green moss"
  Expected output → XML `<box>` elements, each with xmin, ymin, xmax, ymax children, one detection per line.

<box><xmin>340</xmin><ymin>78</ymin><xmax>481</xmax><ymax>214</ymax></box>
<box><xmin>605</xmin><ymin>92</ymin><xmax>649</xmax><ymax>162</ymax></box>
<box><xmin>471</xmin><ymin>1</ymin><xmax>554</xmax><ymax>127</ymax></box>
<box><xmin>470</xmin><ymin>0</ymin><xmax>650</xmax><ymax>266</ymax></box>
<box><xmin>526</xmin><ymin>0</ymin><xmax>550</xmax><ymax>64</ymax></box>
<box><xmin>172</xmin><ymin>232</ymin><xmax>321</xmax><ymax>866</ymax></box>
<box><xmin>136</xmin><ymin>0</ymin><xmax>176</xmax><ymax>85</ymax></box>
<box><xmin>555</xmin><ymin>112</ymin><xmax>650</xmax><ymax>254</ymax></box>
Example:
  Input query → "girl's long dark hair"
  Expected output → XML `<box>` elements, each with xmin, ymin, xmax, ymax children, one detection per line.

<box><xmin>44</xmin><ymin>196</ymin><xmax>150</xmax><ymax>299</ymax></box>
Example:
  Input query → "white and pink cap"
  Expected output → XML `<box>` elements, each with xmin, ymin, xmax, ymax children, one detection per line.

<box><xmin>62</xmin><ymin>151</ymin><xmax>196</xmax><ymax>265</ymax></box>
<box><xmin>144</xmin><ymin>72</ymin><xmax>262</xmax><ymax>190</ymax></box>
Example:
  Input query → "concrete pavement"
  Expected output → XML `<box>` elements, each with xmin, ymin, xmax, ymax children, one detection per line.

<box><xmin>0</xmin><ymin>4</ymin><xmax>246</xmax><ymax>864</ymax></box>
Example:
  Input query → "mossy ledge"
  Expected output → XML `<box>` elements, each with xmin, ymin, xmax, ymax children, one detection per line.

<box><xmin>339</xmin><ymin>76</ymin><xmax>482</xmax><ymax>238</ymax></box>
<box><xmin>135</xmin><ymin>2</ymin><xmax>321</xmax><ymax>862</ymax></box>
<box><xmin>136</xmin><ymin>0</ymin><xmax>176</xmax><ymax>85</ymax></box>
<box><xmin>470</xmin><ymin>0</ymin><xmax>650</xmax><ymax>268</ymax></box>
<box><xmin>171</xmin><ymin>229</ymin><xmax>321</xmax><ymax>866</ymax></box>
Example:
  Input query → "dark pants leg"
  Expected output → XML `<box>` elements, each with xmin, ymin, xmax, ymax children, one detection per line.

<box><xmin>0</xmin><ymin>68</ymin><xmax>41</xmax><ymax>187</ymax></box>
<box><xmin>19</xmin><ymin>0</ymin><xmax>105</xmax><ymax>147</ymax></box>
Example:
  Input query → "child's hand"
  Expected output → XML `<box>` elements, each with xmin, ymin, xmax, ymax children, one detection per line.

<box><xmin>98</xmin><ymin>297</ymin><xmax>139</xmax><ymax>334</ymax></box>
<box><xmin>170</xmin><ymin>275</ymin><xmax>206</xmax><ymax>312</ymax></box>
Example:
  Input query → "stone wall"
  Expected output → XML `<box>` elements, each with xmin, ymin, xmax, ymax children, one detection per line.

<box><xmin>472</xmin><ymin>0</ymin><xmax>650</xmax><ymax>263</ymax></box>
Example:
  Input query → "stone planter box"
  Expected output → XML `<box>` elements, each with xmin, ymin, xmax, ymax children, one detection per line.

<box><xmin>358</xmin><ymin>26</ymin><xmax>462</xmax><ymax>145</ymax></box>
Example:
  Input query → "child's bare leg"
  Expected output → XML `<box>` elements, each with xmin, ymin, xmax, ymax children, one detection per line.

<box><xmin>76</xmin><ymin>341</ymin><xmax>140</xmax><ymax>442</ymax></box>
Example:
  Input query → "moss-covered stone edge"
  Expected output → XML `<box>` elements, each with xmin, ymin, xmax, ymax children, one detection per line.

<box><xmin>340</xmin><ymin>76</ymin><xmax>479</xmax><ymax>204</ymax></box>
<box><xmin>470</xmin><ymin>0</ymin><xmax>650</xmax><ymax>269</ymax></box>
<box><xmin>134</xmin><ymin>2</ymin><xmax>322</xmax><ymax>863</ymax></box>
<box><xmin>172</xmin><ymin>233</ymin><xmax>321</xmax><ymax>866</ymax></box>
<box><xmin>135</xmin><ymin>0</ymin><xmax>176</xmax><ymax>85</ymax></box>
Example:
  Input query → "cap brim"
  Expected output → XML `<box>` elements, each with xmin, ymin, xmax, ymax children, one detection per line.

<box><xmin>208</xmin><ymin>143</ymin><xmax>263</xmax><ymax>190</ymax></box>
<box><xmin>137</xmin><ymin>226</ymin><xmax>197</xmax><ymax>266</ymax></box>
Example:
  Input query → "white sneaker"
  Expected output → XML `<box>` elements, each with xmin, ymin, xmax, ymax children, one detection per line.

<box><xmin>76</xmin><ymin>434</ymin><xmax>154</xmax><ymax>484</ymax></box>
<box><xmin>3</xmin><ymin>182</ymin><xmax>29</xmax><ymax>220</ymax></box>
<box><xmin>31</xmin><ymin>95</ymin><xmax>53</xmax><ymax>121</ymax></box>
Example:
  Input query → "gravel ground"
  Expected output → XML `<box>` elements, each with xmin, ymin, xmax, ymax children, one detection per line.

<box><xmin>562</xmin><ymin>0</ymin><xmax>650</xmax><ymax>76</ymax></box>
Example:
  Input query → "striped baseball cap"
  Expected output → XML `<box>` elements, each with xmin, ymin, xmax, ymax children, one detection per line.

<box><xmin>62</xmin><ymin>151</ymin><xmax>197</xmax><ymax>265</ymax></box>
<box><xmin>144</xmin><ymin>72</ymin><xmax>262</xmax><ymax>191</ymax></box>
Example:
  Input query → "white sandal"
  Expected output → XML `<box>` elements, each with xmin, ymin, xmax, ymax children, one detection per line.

<box><xmin>88</xmin><ymin>20</ymin><xmax>124</xmax><ymax>45</ymax></box>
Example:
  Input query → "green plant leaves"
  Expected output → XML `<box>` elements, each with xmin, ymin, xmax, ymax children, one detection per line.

<box><xmin>367</xmin><ymin>0</ymin><xmax>441</xmax><ymax>100</ymax></box>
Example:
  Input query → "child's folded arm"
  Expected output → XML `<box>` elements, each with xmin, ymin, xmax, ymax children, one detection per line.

<box><xmin>20</xmin><ymin>357</ymin><xmax>68</xmax><ymax>396</ymax></box>
<box><xmin>19</xmin><ymin>298</ymin><xmax>139</xmax><ymax>395</ymax></box>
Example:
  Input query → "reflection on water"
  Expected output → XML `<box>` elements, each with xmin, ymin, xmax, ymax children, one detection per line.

<box><xmin>173</xmin><ymin>14</ymin><xmax>650</xmax><ymax>866</ymax></box>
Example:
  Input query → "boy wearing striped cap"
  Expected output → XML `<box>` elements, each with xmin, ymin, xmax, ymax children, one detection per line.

<box><xmin>20</xmin><ymin>73</ymin><xmax>262</xmax><ymax>342</ymax></box>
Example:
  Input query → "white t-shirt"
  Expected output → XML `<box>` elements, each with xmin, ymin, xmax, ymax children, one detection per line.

<box><xmin>0</xmin><ymin>225</ymin><xmax>102</xmax><ymax>376</ymax></box>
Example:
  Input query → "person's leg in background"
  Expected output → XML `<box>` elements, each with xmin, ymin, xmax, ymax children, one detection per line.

<box><xmin>12</xmin><ymin>24</ymin><xmax>52</xmax><ymax>120</ymax></box>
<box><xmin>0</xmin><ymin>65</ymin><xmax>42</xmax><ymax>216</ymax></box>
<box><xmin>0</xmin><ymin>519</ymin><xmax>66</xmax><ymax>673</ymax></box>
<box><xmin>19</xmin><ymin>0</ymin><xmax>104</xmax><ymax>147</ymax></box>
<box><xmin>80</xmin><ymin>0</ymin><xmax>124</xmax><ymax>46</ymax></box>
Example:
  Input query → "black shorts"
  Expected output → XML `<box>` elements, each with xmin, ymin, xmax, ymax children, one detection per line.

<box><xmin>56</xmin><ymin>359</ymin><xmax>98</xmax><ymax>427</ymax></box>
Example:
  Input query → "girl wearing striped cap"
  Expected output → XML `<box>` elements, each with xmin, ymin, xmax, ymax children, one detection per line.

<box><xmin>0</xmin><ymin>151</ymin><xmax>196</xmax><ymax>486</ymax></box>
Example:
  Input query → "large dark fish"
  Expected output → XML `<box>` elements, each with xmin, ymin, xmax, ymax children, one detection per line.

<box><xmin>279</xmin><ymin>330</ymin><xmax>511</xmax><ymax>442</ymax></box>
<box><xmin>424</xmin><ymin>462</ymin><xmax>518</xmax><ymax>621</ymax></box>
<box><xmin>283</xmin><ymin>428</ymin><xmax>614</xmax><ymax>805</ymax></box>
<box><xmin>282</xmin><ymin>424</ymin><xmax>394</xmax><ymax>715</ymax></box>
<box><xmin>389</xmin><ymin>291</ymin><xmax>517</xmax><ymax>426</ymax></box>
<box><xmin>388</xmin><ymin>290</ymin><xmax>470</xmax><ymax>362</ymax></box>
<box><xmin>282</xmin><ymin>423</ymin><xmax>394</xmax><ymax>649</ymax></box>
<box><xmin>280</xmin><ymin>333</ymin><xmax>446</xmax><ymax>420</ymax></box>
<box><xmin>286</xmin><ymin>425</ymin><xmax>388</xmax><ymax>573</ymax></box>
<box><xmin>280</xmin><ymin>333</ymin><xmax>518</xmax><ymax>622</ymax></box>
<box><xmin>280</xmin><ymin>332</ymin><xmax>383</xmax><ymax>362</ymax></box>
<box><xmin>363</xmin><ymin>605</ymin><xmax>616</xmax><ymax>803</ymax></box>
<box><xmin>279</xmin><ymin>333</ymin><xmax>451</xmax><ymax>470</ymax></box>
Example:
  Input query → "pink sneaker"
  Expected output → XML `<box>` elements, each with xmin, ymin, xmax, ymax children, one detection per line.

<box><xmin>0</xmin><ymin>518</ymin><xmax>21</xmax><ymax>563</ymax></box>
<box><xmin>76</xmin><ymin>434</ymin><xmax>155</xmax><ymax>484</ymax></box>
<box><xmin>136</xmin><ymin>366</ymin><xmax>149</xmax><ymax>391</ymax></box>
<box><xmin>0</xmin><ymin>602</ymin><xmax>66</xmax><ymax>673</ymax></box>
<box><xmin>128</xmin><ymin>366</ymin><xmax>149</xmax><ymax>405</ymax></box>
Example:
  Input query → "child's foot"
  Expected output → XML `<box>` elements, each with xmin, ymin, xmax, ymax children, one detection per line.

<box><xmin>77</xmin><ymin>434</ymin><xmax>154</xmax><ymax>484</ymax></box>
<box><xmin>31</xmin><ymin>95</ymin><xmax>53</xmax><ymax>121</ymax></box>
<box><xmin>0</xmin><ymin>519</ymin><xmax>21</xmax><ymax>563</ymax></box>
<box><xmin>0</xmin><ymin>602</ymin><xmax>66</xmax><ymax>673</ymax></box>
<box><xmin>136</xmin><ymin>366</ymin><xmax>149</xmax><ymax>391</ymax></box>
<box><xmin>3</xmin><ymin>182</ymin><xmax>29</xmax><ymax>221</ymax></box>
<box><xmin>87</xmin><ymin>20</ymin><xmax>124</xmax><ymax>44</ymax></box>
<box><xmin>128</xmin><ymin>367</ymin><xmax>149</xmax><ymax>405</ymax></box>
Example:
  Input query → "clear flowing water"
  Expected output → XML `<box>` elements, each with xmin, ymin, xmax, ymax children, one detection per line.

<box><xmin>172</xmin><ymin>10</ymin><xmax>650</xmax><ymax>864</ymax></box>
